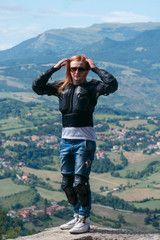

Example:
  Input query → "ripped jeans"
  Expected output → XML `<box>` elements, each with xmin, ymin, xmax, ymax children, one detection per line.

<box><xmin>60</xmin><ymin>139</ymin><xmax>96</xmax><ymax>217</ymax></box>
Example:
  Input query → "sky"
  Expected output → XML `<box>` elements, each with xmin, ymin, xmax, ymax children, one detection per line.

<box><xmin>0</xmin><ymin>0</ymin><xmax>160</xmax><ymax>50</ymax></box>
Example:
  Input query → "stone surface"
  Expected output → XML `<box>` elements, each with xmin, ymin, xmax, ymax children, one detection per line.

<box><xmin>8</xmin><ymin>225</ymin><xmax>160</xmax><ymax>240</ymax></box>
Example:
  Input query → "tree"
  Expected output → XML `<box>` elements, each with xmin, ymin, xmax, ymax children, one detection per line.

<box><xmin>0</xmin><ymin>206</ymin><xmax>6</xmax><ymax>240</ymax></box>
<box><xmin>144</xmin><ymin>215</ymin><xmax>151</xmax><ymax>225</ymax></box>
<box><xmin>120</xmin><ymin>151</ymin><xmax>128</xmax><ymax>167</ymax></box>
<box><xmin>100</xmin><ymin>186</ymin><xmax>104</xmax><ymax>192</ymax></box>
<box><xmin>0</xmin><ymin>206</ymin><xmax>22</xmax><ymax>240</ymax></box>
<box><xmin>152</xmin><ymin>221</ymin><xmax>159</xmax><ymax>228</ymax></box>
<box><xmin>118</xmin><ymin>214</ymin><xmax>126</xmax><ymax>224</ymax></box>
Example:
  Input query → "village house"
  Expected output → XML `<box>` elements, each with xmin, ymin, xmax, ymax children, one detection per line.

<box><xmin>18</xmin><ymin>208</ymin><xmax>30</xmax><ymax>222</ymax></box>
<box><xmin>37</xmin><ymin>141</ymin><xmax>44</xmax><ymax>147</ymax></box>
<box><xmin>32</xmin><ymin>210</ymin><xmax>45</xmax><ymax>217</ymax></box>
<box><xmin>30</xmin><ymin>206</ymin><xmax>37</xmax><ymax>211</ymax></box>
<box><xmin>21</xmin><ymin>173</ymin><xmax>30</xmax><ymax>182</ymax></box>
<box><xmin>97</xmin><ymin>135</ymin><xmax>105</xmax><ymax>140</ymax></box>
<box><xmin>155</xmin><ymin>133</ymin><xmax>160</xmax><ymax>138</ymax></box>
<box><xmin>56</xmin><ymin>206</ymin><xmax>66</xmax><ymax>211</ymax></box>
<box><xmin>46</xmin><ymin>205</ymin><xmax>65</xmax><ymax>216</ymax></box>
<box><xmin>135</xmin><ymin>130</ymin><xmax>142</xmax><ymax>134</ymax></box>
<box><xmin>112</xmin><ymin>187</ymin><xmax>120</xmax><ymax>192</ymax></box>
<box><xmin>51</xmin><ymin>200</ymin><xmax>58</xmax><ymax>205</ymax></box>
<box><xmin>18</xmin><ymin>206</ymin><xmax>37</xmax><ymax>222</ymax></box>
<box><xmin>157</xmin><ymin>142</ymin><xmax>160</xmax><ymax>149</ymax></box>
<box><xmin>7</xmin><ymin>210</ymin><xmax>16</xmax><ymax>218</ymax></box>
<box><xmin>42</xmin><ymin>124</ymin><xmax>48</xmax><ymax>127</ymax></box>
<box><xmin>54</xmin><ymin>122</ymin><xmax>62</xmax><ymax>125</ymax></box>
<box><xmin>52</xmin><ymin>143</ymin><xmax>60</xmax><ymax>149</ymax></box>
<box><xmin>137</xmin><ymin>142</ymin><xmax>142</xmax><ymax>146</ymax></box>
<box><xmin>118</xmin><ymin>133</ymin><xmax>125</xmax><ymax>140</ymax></box>
<box><xmin>94</xmin><ymin>124</ymin><xmax>103</xmax><ymax>128</ymax></box>
<box><xmin>96</xmin><ymin>150</ymin><xmax>105</xmax><ymax>159</ymax></box>
<box><xmin>46</xmin><ymin>135</ymin><xmax>59</xmax><ymax>143</ymax></box>
<box><xmin>18</xmin><ymin>161</ymin><xmax>26</xmax><ymax>167</ymax></box>
<box><xmin>148</xmin><ymin>144</ymin><xmax>158</xmax><ymax>149</ymax></box>
<box><xmin>112</xmin><ymin>145</ymin><xmax>120</xmax><ymax>151</ymax></box>
<box><xmin>31</xmin><ymin>135</ymin><xmax>40</xmax><ymax>141</ymax></box>
<box><xmin>46</xmin><ymin>205</ymin><xmax>59</xmax><ymax>216</ymax></box>
<box><xmin>2</xmin><ymin>161</ymin><xmax>11</xmax><ymax>168</ymax></box>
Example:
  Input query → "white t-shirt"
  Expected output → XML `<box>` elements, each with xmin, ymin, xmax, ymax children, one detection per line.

<box><xmin>61</xmin><ymin>127</ymin><xmax>96</xmax><ymax>141</ymax></box>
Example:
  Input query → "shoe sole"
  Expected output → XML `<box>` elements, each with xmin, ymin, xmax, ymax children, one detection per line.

<box><xmin>60</xmin><ymin>226</ymin><xmax>74</xmax><ymax>230</ymax></box>
<box><xmin>69</xmin><ymin>227</ymin><xmax>90</xmax><ymax>234</ymax></box>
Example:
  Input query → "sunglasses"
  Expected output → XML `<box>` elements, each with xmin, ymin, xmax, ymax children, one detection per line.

<box><xmin>70</xmin><ymin>67</ymin><xmax>86</xmax><ymax>73</ymax></box>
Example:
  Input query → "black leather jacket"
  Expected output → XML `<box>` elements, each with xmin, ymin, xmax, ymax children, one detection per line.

<box><xmin>32</xmin><ymin>67</ymin><xmax>118</xmax><ymax>127</ymax></box>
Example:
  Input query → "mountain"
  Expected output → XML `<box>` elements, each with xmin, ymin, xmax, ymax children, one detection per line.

<box><xmin>0</xmin><ymin>22</ymin><xmax>160</xmax><ymax>115</ymax></box>
<box><xmin>0</xmin><ymin>22</ymin><xmax>160</xmax><ymax>64</ymax></box>
<box><xmin>82</xmin><ymin>29</ymin><xmax>160</xmax><ymax>75</ymax></box>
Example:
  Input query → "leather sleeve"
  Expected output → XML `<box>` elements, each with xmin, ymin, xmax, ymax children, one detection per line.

<box><xmin>32</xmin><ymin>67</ymin><xmax>60</xmax><ymax>96</ymax></box>
<box><xmin>91</xmin><ymin>67</ymin><xmax>118</xmax><ymax>96</ymax></box>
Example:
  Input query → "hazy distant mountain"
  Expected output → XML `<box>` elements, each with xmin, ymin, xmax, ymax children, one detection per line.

<box><xmin>0</xmin><ymin>22</ymin><xmax>160</xmax><ymax>115</ymax></box>
<box><xmin>82</xmin><ymin>29</ymin><xmax>160</xmax><ymax>72</ymax></box>
<box><xmin>0</xmin><ymin>22</ymin><xmax>160</xmax><ymax>64</ymax></box>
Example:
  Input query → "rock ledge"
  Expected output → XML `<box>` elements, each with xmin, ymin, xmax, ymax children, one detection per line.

<box><xmin>9</xmin><ymin>225</ymin><xmax>160</xmax><ymax>240</ymax></box>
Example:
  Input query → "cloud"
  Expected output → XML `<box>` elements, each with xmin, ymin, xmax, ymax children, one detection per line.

<box><xmin>102</xmin><ymin>11</ymin><xmax>151</xmax><ymax>23</ymax></box>
<box><xmin>37</xmin><ymin>8</ymin><xmax>151</xmax><ymax>24</ymax></box>
<box><xmin>0</xmin><ymin>1</ymin><xmax>28</xmax><ymax>13</ymax></box>
<box><xmin>39</xmin><ymin>8</ymin><xmax>96</xmax><ymax>18</ymax></box>
<box><xmin>38</xmin><ymin>8</ymin><xmax>59</xmax><ymax>16</ymax></box>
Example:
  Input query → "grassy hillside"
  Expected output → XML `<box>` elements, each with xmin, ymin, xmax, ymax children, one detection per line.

<box><xmin>0</xmin><ymin>178</ymin><xmax>29</xmax><ymax>197</ymax></box>
<box><xmin>91</xmin><ymin>204</ymin><xmax>156</xmax><ymax>233</ymax></box>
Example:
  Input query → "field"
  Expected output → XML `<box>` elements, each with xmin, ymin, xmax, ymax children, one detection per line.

<box><xmin>123</xmin><ymin>151</ymin><xmax>158</xmax><ymax>164</ymax></box>
<box><xmin>90</xmin><ymin>172</ymin><xmax>139</xmax><ymax>192</ymax></box>
<box><xmin>94</xmin><ymin>113</ymin><xmax>127</xmax><ymax>120</ymax></box>
<box><xmin>91</xmin><ymin>204</ymin><xmax>156</xmax><ymax>232</ymax></box>
<box><xmin>112</xmin><ymin>187</ymin><xmax>160</xmax><ymax>202</ymax></box>
<box><xmin>116</xmin><ymin>153</ymin><xmax>160</xmax><ymax>178</ymax></box>
<box><xmin>0</xmin><ymin>92</ymin><xmax>42</xmax><ymax>103</ymax></box>
<box><xmin>133</xmin><ymin>199</ymin><xmax>160</xmax><ymax>210</ymax></box>
<box><xmin>0</xmin><ymin>178</ymin><xmax>29</xmax><ymax>197</ymax></box>
<box><xmin>119</xmin><ymin>119</ymin><xmax>148</xmax><ymax>128</ymax></box>
<box><xmin>19</xmin><ymin>167</ymin><xmax>160</xmax><ymax>209</ymax></box>
<box><xmin>36</xmin><ymin>187</ymin><xmax>66</xmax><ymax>201</ymax></box>
<box><xmin>107</xmin><ymin>152</ymin><xmax>122</xmax><ymax>165</ymax></box>
<box><xmin>0</xmin><ymin>118</ymin><xmax>34</xmax><ymax>136</ymax></box>
<box><xmin>21</xmin><ymin>167</ymin><xmax>62</xmax><ymax>191</ymax></box>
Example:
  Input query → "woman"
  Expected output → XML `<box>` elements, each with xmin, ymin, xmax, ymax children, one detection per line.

<box><xmin>32</xmin><ymin>55</ymin><xmax>118</xmax><ymax>234</ymax></box>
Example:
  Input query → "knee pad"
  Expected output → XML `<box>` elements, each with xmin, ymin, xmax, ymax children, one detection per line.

<box><xmin>73</xmin><ymin>175</ymin><xmax>90</xmax><ymax>207</ymax></box>
<box><xmin>61</xmin><ymin>175</ymin><xmax>78</xmax><ymax>205</ymax></box>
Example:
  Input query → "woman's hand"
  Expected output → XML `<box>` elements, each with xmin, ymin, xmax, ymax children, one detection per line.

<box><xmin>54</xmin><ymin>58</ymin><xmax>70</xmax><ymax>69</ymax></box>
<box><xmin>86</xmin><ymin>57</ymin><xmax>96</xmax><ymax>69</ymax></box>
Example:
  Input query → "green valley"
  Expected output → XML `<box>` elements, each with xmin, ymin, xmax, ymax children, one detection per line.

<box><xmin>0</xmin><ymin>98</ymin><xmax>160</xmax><ymax>236</ymax></box>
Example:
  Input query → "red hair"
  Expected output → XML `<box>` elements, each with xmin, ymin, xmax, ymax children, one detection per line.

<box><xmin>58</xmin><ymin>54</ymin><xmax>90</xmax><ymax>93</ymax></box>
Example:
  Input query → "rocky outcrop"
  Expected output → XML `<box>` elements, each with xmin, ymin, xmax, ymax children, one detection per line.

<box><xmin>8</xmin><ymin>225</ymin><xmax>160</xmax><ymax>240</ymax></box>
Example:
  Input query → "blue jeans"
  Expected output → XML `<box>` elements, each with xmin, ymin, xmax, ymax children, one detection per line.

<box><xmin>60</xmin><ymin>139</ymin><xmax>96</xmax><ymax>217</ymax></box>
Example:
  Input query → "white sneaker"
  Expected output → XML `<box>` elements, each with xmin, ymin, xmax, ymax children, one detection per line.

<box><xmin>60</xmin><ymin>213</ymin><xmax>79</xmax><ymax>230</ymax></box>
<box><xmin>69</xmin><ymin>215</ymin><xmax>90</xmax><ymax>234</ymax></box>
